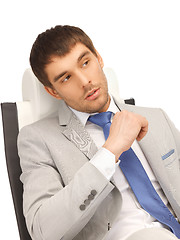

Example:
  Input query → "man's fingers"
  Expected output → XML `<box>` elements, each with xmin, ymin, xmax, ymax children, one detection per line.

<box><xmin>107</xmin><ymin>110</ymin><xmax>149</xmax><ymax>159</ymax></box>
<box><xmin>137</xmin><ymin>117</ymin><xmax>148</xmax><ymax>141</ymax></box>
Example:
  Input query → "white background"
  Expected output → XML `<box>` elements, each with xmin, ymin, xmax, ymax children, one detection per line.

<box><xmin>0</xmin><ymin>0</ymin><xmax>180</xmax><ymax>239</ymax></box>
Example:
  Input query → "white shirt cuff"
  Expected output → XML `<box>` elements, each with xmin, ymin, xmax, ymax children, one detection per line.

<box><xmin>90</xmin><ymin>147</ymin><xmax>117</xmax><ymax>180</ymax></box>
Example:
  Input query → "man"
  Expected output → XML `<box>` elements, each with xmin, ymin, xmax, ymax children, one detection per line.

<box><xmin>18</xmin><ymin>25</ymin><xmax>180</xmax><ymax>240</ymax></box>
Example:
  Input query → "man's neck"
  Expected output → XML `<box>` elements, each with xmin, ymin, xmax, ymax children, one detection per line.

<box><xmin>98</xmin><ymin>94</ymin><xmax>111</xmax><ymax>113</ymax></box>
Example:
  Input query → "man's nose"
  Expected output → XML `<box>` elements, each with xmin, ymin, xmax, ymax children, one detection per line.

<box><xmin>77</xmin><ymin>71</ymin><xmax>91</xmax><ymax>87</ymax></box>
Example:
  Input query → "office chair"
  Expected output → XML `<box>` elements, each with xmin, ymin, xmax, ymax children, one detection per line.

<box><xmin>1</xmin><ymin>68</ymin><xmax>135</xmax><ymax>240</ymax></box>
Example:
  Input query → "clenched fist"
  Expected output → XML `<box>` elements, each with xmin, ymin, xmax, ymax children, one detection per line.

<box><xmin>103</xmin><ymin>110</ymin><xmax>148</xmax><ymax>162</ymax></box>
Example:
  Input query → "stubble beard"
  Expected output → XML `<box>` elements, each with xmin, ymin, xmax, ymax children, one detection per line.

<box><xmin>83</xmin><ymin>91</ymin><xmax>110</xmax><ymax>113</ymax></box>
<box><xmin>81</xmin><ymin>77</ymin><xmax>110</xmax><ymax>113</ymax></box>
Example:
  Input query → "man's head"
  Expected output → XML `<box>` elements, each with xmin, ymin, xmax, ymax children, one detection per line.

<box><xmin>30</xmin><ymin>25</ymin><xmax>110</xmax><ymax>113</ymax></box>
<box><xmin>30</xmin><ymin>25</ymin><xmax>98</xmax><ymax>88</ymax></box>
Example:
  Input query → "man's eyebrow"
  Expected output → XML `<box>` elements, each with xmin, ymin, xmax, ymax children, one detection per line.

<box><xmin>78</xmin><ymin>51</ymin><xmax>91</xmax><ymax>62</ymax></box>
<box><xmin>53</xmin><ymin>71</ymin><xmax>67</xmax><ymax>82</ymax></box>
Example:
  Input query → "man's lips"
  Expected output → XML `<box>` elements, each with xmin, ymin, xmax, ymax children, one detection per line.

<box><xmin>85</xmin><ymin>88</ymin><xmax>100</xmax><ymax>100</ymax></box>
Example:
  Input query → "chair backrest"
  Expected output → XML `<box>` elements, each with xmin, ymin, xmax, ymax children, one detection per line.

<box><xmin>1</xmin><ymin>103</ymin><xmax>32</xmax><ymax>240</ymax></box>
<box><xmin>1</xmin><ymin>67</ymin><xmax>134</xmax><ymax>240</ymax></box>
<box><xmin>18</xmin><ymin>67</ymin><xmax>124</xmax><ymax>130</ymax></box>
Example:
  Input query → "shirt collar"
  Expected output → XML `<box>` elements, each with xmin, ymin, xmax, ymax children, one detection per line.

<box><xmin>69</xmin><ymin>95</ymin><xmax>119</xmax><ymax>126</ymax></box>
<box><xmin>107</xmin><ymin>95</ymin><xmax>119</xmax><ymax>115</ymax></box>
<box><xmin>69</xmin><ymin>107</ymin><xmax>90</xmax><ymax>126</ymax></box>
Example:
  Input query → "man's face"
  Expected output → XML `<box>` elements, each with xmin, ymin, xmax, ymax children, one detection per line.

<box><xmin>45</xmin><ymin>43</ymin><xmax>110</xmax><ymax>113</ymax></box>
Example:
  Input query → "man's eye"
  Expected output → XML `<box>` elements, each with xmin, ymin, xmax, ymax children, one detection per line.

<box><xmin>62</xmin><ymin>75</ymin><xmax>71</xmax><ymax>83</ymax></box>
<box><xmin>82</xmin><ymin>60</ymin><xmax>89</xmax><ymax>67</ymax></box>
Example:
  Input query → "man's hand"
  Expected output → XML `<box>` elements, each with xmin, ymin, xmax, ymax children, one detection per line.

<box><xmin>103</xmin><ymin>110</ymin><xmax>148</xmax><ymax>162</ymax></box>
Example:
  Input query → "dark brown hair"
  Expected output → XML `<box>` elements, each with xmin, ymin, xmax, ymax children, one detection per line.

<box><xmin>30</xmin><ymin>25</ymin><xmax>97</xmax><ymax>87</ymax></box>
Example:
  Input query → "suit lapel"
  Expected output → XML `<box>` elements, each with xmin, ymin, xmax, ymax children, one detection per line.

<box><xmin>58</xmin><ymin>100</ymin><xmax>98</xmax><ymax>160</ymax></box>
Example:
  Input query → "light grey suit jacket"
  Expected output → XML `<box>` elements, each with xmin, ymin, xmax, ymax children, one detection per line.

<box><xmin>18</xmin><ymin>97</ymin><xmax>180</xmax><ymax>240</ymax></box>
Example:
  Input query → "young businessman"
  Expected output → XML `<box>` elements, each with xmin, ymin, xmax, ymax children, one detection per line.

<box><xmin>18</xmin><ymin>25</ymin><xmax>180</xmax><ymax>240</ymax></box>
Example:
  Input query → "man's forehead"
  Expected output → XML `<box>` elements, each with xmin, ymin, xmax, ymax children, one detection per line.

<box><xmin>51</xmin><ymin>43</ymin><xmax>92</xmax><ymax>61</ymax></box>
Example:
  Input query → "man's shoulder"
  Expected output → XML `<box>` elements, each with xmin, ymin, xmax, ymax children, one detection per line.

<box><xmin>118</xmin><ymin>102</ymin><xmax>168</xmax><ymax>124</ymax></box>
<box><xmin>18</xmin><ymin>114</ymin><xmax>59</xmax><ymax>138</ymax></box>
<box><xmin>117</xmin><ymin>101</ymin><xmax>162</xmax><ymax>115</ymax></box>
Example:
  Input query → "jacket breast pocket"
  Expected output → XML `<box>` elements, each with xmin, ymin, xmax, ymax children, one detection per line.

<box><xmin>161</xmin><ymin>149</ymin><xmax>176</xmax><ymax>167</ymax></box>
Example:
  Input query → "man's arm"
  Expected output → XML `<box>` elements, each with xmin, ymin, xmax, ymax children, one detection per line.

<box><xmin>18</xmin><ymin>125</ymin><xmax>114</xmax><ymax>240</ymax></box>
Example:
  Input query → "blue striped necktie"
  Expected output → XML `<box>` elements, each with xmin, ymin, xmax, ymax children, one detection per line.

<box><xmin>88</xmin><ymin>111</ymin><xmax>180</xmax><ymax>238</ymax></box>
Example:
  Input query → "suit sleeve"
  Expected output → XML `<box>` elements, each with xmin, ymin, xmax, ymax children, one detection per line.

<box><xmin>18</xmin><ymin>125</ymin><xmax>114</xmax><ymax>240</ymax></box>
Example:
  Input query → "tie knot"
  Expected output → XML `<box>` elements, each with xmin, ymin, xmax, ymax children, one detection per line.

<box><xmin>88</xmin><ymin>111</ymin><xmax>112</xmax><ymax>128</ymax></box>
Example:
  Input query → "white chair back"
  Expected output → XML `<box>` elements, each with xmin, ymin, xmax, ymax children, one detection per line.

<box><xmin>17</xmin><ymin>67</ymin><xmax>123</xmax><ymax>130</ymax></box>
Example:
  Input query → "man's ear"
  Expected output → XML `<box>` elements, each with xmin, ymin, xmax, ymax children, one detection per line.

<box><xmin>44</xmin><ymin>86</ymin><xmax>62</xmax><ymax>100</ymax></box>
<box><xmin>95</xmin><ymin>50</ymin><xmax>104</xmax><ymax>68</ymax></box>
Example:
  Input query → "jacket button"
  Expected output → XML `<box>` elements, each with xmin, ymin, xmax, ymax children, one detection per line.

<box><xmin>88</xmin><ymin>194</ymin><xmax>94</xmax><ymax>200</ymax></box>
<box><xmin>79</xmin><ymin>204</ymin><xmax>86</xmax><ymax>211</ymax></box>
<box><xmin>84</xmin><ymin>199</ymin><xmax>90</xmax><ymax>206</ymax></box>
<box><xmin>91</xmin><ymin>190</ymin><xmax>97</xmax><ymax>196</ymax></box>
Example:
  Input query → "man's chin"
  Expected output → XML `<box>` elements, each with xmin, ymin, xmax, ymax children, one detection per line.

<box><xmin>84</xmin><ymin>97</ymin><xmax>110</xmax><ymax>113</ymax></box>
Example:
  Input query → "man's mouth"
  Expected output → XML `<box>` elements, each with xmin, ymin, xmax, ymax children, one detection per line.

<box><xmin>85</xmin><ymin>88</ymin><xmax>100</xmax><ymax>100</ymax></box>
